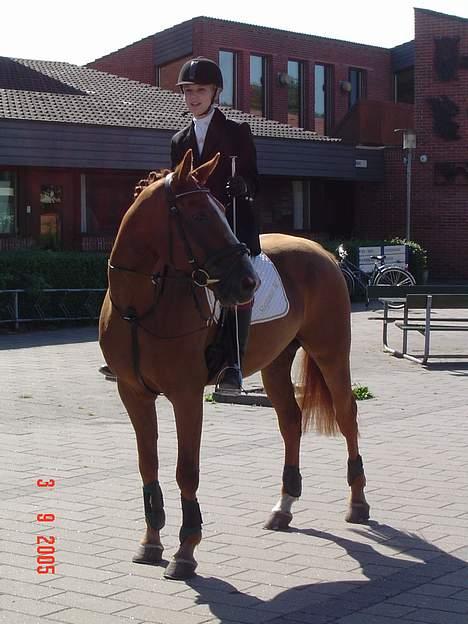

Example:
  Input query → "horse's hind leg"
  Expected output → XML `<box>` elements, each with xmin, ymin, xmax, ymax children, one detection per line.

<box><xmin>302</xmin><ymin>347</ymin><xmax>370</xmax><ymax>524</ymax></box>
<box><xmin>118</xmin><ymin>381</ymin><xmax>165</xmax><ymax>564</ymax></box>
<box><xmin>261</xmin><ymin>340</ymin><xmax>303</xmax><ymax>531</ymax></box>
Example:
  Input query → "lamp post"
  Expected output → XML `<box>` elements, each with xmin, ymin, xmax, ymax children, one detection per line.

<box><xmin>394</xmin><ymin>128</ymin><xmax>416</xmax><ymax>241</ymax></box>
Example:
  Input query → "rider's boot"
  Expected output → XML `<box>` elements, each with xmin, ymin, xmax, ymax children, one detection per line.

<box><xmin>216</xmin><ymin>303</ymin><xmax>252</xmax><ymax>395</ymax></box>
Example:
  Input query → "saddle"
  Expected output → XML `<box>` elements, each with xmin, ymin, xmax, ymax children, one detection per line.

<box><xmin>204</xmin><ymin>252</ymin><xmax>290</xmax><ymax>381</ymax></box>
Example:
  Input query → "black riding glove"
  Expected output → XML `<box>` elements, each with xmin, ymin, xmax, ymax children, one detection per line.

<box><xmin>226</xmin><ymin>176</ymin><xmax>248</xmax><ymax>199</ymax></box>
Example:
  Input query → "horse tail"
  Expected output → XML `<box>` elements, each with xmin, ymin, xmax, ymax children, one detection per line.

<box><xmin>297</xmin><ymin>351</ymin><xmax>339</xmax><ymax>436</ymax></box>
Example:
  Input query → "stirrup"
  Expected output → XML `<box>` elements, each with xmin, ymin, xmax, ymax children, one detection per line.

<box><xmin>216</xmin><ymin>366</ymin><xmax>243</xmax><ymax>395</ymax></box>
<box><xmin>99</xmin><ymin>365</ymin><xmax>117</xmax><ymax>381</ymax></box>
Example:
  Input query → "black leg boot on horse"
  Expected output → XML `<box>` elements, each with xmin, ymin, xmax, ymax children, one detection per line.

<box><xmin>216</xmin><ymin>302</ymin><xmax>253</xmax><ymax>395</ymax></box>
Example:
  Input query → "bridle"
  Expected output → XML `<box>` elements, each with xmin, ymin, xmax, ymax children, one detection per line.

<box><xmin>163</xmin><ymin>173</ymin><xmax>249</xmax><ymax>287</ymax></box>
<box><xmin>110</xmin><ymin>172</ymin><xmax>249</xmax><ymax>288</ymax></box>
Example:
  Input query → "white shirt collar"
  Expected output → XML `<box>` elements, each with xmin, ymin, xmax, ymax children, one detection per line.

<box><xmin>193</xmin><ymin>107</ymin><xmax>215</xmax><ymax>154</ymax></box>
<box><xmin>193</xmin><ymin>106</ymin><xmax>215</xmax><ymax>127</ymax></box>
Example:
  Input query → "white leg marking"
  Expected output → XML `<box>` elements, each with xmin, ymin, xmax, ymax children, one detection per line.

<box><xmin>272</xmin><ymin>493</ymin><xmax>297</xmax><ymax>514</ymax></box>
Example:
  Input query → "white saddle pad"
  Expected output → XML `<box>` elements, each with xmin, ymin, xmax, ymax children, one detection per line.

<box><xmin>206</xmin><ymin>251</ymin><xmax>289</xmax><ymax>325</ymax></box>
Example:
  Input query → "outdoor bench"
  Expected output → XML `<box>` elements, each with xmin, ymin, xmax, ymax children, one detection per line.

<box><xmin>367</xmin><ymin>285</ymin><xmax>468</xmax><ymax>365</ymax></box>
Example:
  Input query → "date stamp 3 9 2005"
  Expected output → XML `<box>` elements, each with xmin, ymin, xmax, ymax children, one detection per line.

<box><xmin>36</xmin><ymin>478</ymin><xmax>56</xmax><ymax>574</ymax></box>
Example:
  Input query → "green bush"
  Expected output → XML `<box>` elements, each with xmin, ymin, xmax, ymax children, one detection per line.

<box><xmin>388</xmin><ymin>237</ymin><xmax>428</xmax><ymax>284</ymax></box>
<box><xmin>0</xmin><ymin>251</ymin><xmax>108</xmax><ymax>290</ymax></box>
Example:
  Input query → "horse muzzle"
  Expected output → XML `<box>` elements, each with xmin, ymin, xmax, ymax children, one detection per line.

<box><xmin>212</xmin><ymin>255</ymin><xmax>260</xmax><ymax>306</ymax></box>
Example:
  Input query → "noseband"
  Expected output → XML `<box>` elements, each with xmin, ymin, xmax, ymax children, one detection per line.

<box><xmin>164</xmin><ymin>173</ymin><xmax>249</xmax><ymax>287</ymax></box>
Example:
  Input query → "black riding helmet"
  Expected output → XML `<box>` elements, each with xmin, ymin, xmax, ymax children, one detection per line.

<box><xmin>177</xmin><ymin>57</ymin><xmax>223</xmax><ymax>89</ymax></box>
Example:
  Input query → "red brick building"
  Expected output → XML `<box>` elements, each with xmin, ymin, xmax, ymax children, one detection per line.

<box><xmin>89</xmin><ymin>9</ymin><xmax>468</xmax><ymax>279</ymax></box>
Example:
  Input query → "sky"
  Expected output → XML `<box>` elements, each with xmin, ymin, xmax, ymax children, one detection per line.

<box><xmin>2</xmin><ymin>0</ymin><xmax>468</xmax><ymax>66</ymax></box>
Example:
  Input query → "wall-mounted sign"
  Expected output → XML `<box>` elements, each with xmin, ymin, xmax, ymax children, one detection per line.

<box><xmin>40</xmin><ymin>185</ymin><xmax>62</xmax><ymax>205</ymax></box>
<box><xmin>427</xmin><ymin>96</ymin><xmax>460</xmax><ymax>141</ymax></box>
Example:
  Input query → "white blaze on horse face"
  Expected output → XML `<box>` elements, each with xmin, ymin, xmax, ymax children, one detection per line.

<box><xmin>272</xmin><ymin>493</ymin><xmax>298</xmax><ymax>514</ymax></box>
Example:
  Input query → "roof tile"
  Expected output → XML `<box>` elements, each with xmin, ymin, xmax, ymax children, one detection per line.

<box><xmin>0</xmin><ymin>56</ymin><xmax>339</xmax><ymax>142</ymax></box>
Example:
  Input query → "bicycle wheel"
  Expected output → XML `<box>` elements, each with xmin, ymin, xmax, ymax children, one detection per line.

<box><xmin>373</xmin><ymin>266</ymin><xmax>416</xmax><ymax>308</ymax></box>
<box><xmin>341</xmin><ymin>267</ymin><xmax>355</xmax><ymax>298</ymax></box>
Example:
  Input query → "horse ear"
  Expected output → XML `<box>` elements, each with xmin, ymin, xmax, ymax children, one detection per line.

<box><xmin>174</xmin><ymin>149</ymin><xmax>194</xmax><ymax>183</ymax></box>
<box><xmin>192</xmin><ymin>153</ymin><xmax>220</xmax><ymax>186</ymax></box>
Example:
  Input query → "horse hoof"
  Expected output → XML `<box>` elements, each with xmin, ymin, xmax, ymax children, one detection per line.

<box><xmin>263</xmin><ymin>510</ymin><xmax>293</xmax><ymax>531</ymax></box>
<box><xmin>345</xmin><ymin>502</ymin><xmax>370</xmax><ymax>524</ymax></box>
<box><xmin>132</xmin><ymin>543</ymin><xmax>164</xmax><ymax>565</ymax></box>
<box><xmin>164</xmin><ymin>557</ymin><xmax>197</xmax><ymax>581</ymax></box>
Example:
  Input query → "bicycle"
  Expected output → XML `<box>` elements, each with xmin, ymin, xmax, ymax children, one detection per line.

<box><xmin>336</xmin><ymin>244</ymin><xmax>416</xmax><ymax>308</ymax></box>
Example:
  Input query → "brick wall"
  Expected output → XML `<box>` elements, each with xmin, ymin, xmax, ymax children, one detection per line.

<box><xmin>412</xmin><ymin>9</ymin><xmax>468</xmax><ymax>279</ymax></box>
<box><xmin>189</xmin><ymin>17</ymin><xmax>393</xmax><ymax>131</ymax></box>
<box><xmin>357</xmin><ymin>9</ymin><xmax>468</xmax><ymax>280</ymax></box>
<box><xmin>158</xmin><ymin>55</ymin><xmax>192</xmax><ymax>91</ymax></box>
<box><xmin>87</xmin><ymin>36</ymin><xmax>156</xmax><ymax>86</ymax></box>
<box><xmin>355</xmin><ymin>148</ymin><xmax>407</xmax><ymax>240</ymax></box>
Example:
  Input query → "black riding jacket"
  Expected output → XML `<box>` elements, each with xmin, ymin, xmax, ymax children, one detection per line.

<box><xmin>171</xmin><ymin>108</ymin><xmax>261</xmax><ymax>256</ymax></box>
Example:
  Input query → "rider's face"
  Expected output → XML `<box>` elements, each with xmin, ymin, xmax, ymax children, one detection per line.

<box><xmin>183</xmin><ymin>84</ymin><xmax>217</xmax><ymax>118</ymax></box>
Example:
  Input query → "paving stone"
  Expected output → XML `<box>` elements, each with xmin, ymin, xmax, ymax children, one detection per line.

<box><xmin>0</xmin><ymin>578</ymin><xmax>64</xmax><ymax>599</ymax></box>
<box><xmin>388</xmin><ymin>592</ymin><xmax>468</xmax><ymax>613</ymax></box>
<box><xmin>0</xmin><ymin>594</ymin><xmax>65</xmax><ymax>616</ymax></box>
<box><xmin>0</xmin><ymin>613</ymin><xmax>71</xmax><ymax>624</ymax></box>
<box><xmin>46</xmin><ymin>608</ymin><xmax>147</xmax><ymax>624</ymax></box>
<box><xmin>399</xmin><ymin>610</ymin><xmax>468</xmax><ymax>624</ymax></box>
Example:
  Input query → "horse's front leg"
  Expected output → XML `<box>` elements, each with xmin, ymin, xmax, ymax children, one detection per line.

<box><xmin>118</xmin><ymin>381</ymin><xmax>165</xmax><ymax>564</ymax></box>
<box><xmin>164</xmin><ymin>388</ymin><xmax>204</xmax><ymax>580</ymax></box>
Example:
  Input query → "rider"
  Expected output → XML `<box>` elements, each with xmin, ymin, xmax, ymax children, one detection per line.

<box><xmin>171</xmin><ymin>56</ymin><xmax>261</xmax><ymax>394</ymax></box>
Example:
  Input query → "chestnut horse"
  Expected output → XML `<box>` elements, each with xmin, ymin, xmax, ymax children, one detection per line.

<box><xmin>99</xmin><ymin>149</ymin><xmax>370</xmax><ymax>581</ymax></box>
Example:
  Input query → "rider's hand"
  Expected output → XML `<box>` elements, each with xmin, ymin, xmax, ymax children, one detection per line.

<box><xmin>226</xmin><ymin>176</ymin><xmax>248</xmax><ymax>199</ymax></box>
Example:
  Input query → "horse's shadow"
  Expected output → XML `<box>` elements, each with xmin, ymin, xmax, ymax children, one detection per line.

<box><xmin>184</xmin><ymin>522</ymin><xmax>467</xmax><ymax>623</ymax></box>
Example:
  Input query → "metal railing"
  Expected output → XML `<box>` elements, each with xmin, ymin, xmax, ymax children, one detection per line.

<box><xmin>0</xmin><ymin>289</ymin><xmax>106</xmax><ymax>329</ymax></box>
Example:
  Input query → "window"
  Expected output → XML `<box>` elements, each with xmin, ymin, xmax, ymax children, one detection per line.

<box><xmin>0</xmin><ymin>171</ymin><xmax>16</xmax><ymax>234</ymax></box>
<box><xmin>349</xmin><ymin>68</ymin><xmax>366</xmax><ymax>109</ymax></box>
<box><xmin>314</xmin><ymin>64</ymin><xmax>332</xmax><ymax>135</ymax></box>
<box><xmin>250</xmin><ymin>54</ymin><xmax>267</xmax><ymax>117</ymax></box>
<box><xmin>219</xmin><ymin>50</ymin><xmax>236</xmax><ymax>107</ymax></box>
<box><xmin>394</xmin><ymin>67</ymin><xmax>414</xmax><ymax>104</ymax></box>
<box><xmin>287</xmin><ymin>60</ymin><xmax>304</xmax><ymax>127</ymax></box>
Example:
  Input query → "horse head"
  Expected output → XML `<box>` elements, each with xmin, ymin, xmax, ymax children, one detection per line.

<box><xmin>163</xmin><ymin>149</ymin><xmax>259</xmax><ymax>306</ymax></box>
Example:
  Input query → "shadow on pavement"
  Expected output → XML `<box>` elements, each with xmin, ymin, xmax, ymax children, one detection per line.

<box><xmin>0</xmin><ymin>325</ymin><xmax>98</xmax><ymax>350</ymax></box>
<box><xmin>423</xmin><ymin>362</ymin><xmax>468</xmax><ymax>376</ymax></box>
<box><xmin>185</xmin><ymin>523</ymin><xmax>467</xmax><ymax>623</ymax></box>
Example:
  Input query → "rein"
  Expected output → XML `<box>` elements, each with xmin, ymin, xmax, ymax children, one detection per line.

<box><xmin>108</xmin><ymin>267</ymin><xmax>216</xmax><ymax>338</ymax></box>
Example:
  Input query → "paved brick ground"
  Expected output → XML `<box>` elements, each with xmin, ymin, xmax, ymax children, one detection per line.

<box><xmin>1</xmin><ymin>304</ymin><xmax>467</xmax><ymax>623</ymax></box>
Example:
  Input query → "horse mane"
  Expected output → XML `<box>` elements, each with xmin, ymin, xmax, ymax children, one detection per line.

<box><xmin>134</xmin><ymin>169</ymin><xmax>171</xmax><ymax>199</ymax></box>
